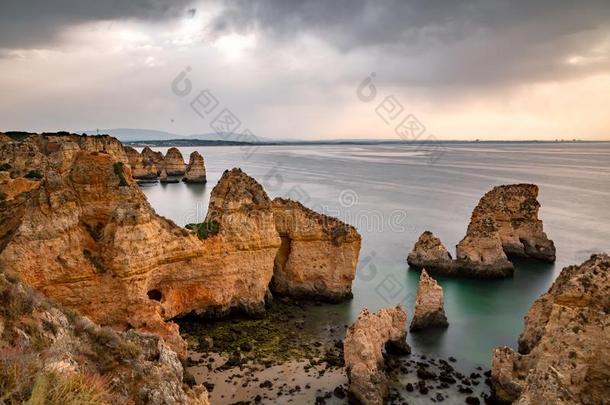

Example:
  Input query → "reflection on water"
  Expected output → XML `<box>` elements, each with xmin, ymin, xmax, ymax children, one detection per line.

<box><xmin>140</xmin><ymin>142</ymin><xmax>610</xmax><ymax>367</ymax></box>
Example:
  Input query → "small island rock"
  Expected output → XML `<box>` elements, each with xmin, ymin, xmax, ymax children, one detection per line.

<box><xmin>183</xmin><ymin>151</ymin><xmax>207</xmax><ymax>183</ymax></box>
<box><xmin>410</xmin><ymin>270</ymin><xmax>448</xmax><ymax>331</ymax></box>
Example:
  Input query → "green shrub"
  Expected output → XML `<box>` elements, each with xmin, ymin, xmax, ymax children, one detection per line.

<box><xmin>112</xmin><ymin>162</ymin><xmax>128</xmax><ymax>187</ymax></box>
<box><xmin>185</xmin><ymin>220</ymin><xmax>220</xmax><ymax>240</ymax></box>
<box><xmin>24</xmin><ymin>170</ymin><xmax>43</xmax><ymax>180</ymax></box>
<box><xmin>0</xmin><ymin>163</ymin><xmax>11</xmax><ymax>171</ymax></box>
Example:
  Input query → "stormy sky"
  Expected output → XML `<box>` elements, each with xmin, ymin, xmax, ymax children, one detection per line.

<box><xmin>1</xmin><ymin>0</ymin><xmax>609</xmax><ymax>140</ymax></box>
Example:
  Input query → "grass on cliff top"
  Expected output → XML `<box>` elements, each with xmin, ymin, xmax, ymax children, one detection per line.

<box><xmin>185</xmin><ymin>220</ymin><xmax>220</xmax><ymax>240</ymax></box>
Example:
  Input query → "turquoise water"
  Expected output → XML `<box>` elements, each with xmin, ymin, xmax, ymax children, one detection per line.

<box><xmin>140</xmin><ymin>142</ymin><xmax>610</xmax><ymax>368</ymax></box>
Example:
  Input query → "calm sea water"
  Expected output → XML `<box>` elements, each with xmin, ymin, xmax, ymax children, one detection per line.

<box><xmin>140</xmin><ymin>142</ymin><xmax>610</xmax><ymax>368</ymax></box>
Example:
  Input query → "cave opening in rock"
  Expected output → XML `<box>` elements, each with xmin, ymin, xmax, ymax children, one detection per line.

<box><xmin>147</xmin><ymin>289</ymin><xmax>163</xmax><ymax>301</ymax></box>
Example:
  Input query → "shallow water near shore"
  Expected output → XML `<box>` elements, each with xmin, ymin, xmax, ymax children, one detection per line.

<box><xmin>140</xmin><ymin>142</ymin><xmax>610</xmax><ymax>402</ymax></box>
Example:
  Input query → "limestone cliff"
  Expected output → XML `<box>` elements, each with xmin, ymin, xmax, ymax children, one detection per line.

<box><xmin>0</xmin><ymin>136</ymin><xmax>281</xmax><ymax>355</ymax></box>
<box><xmin>271</xmin><ymin>198</ymin><xmax>361</xmax><ymax>302</ymax></box>
<box><xmin>410</xmin><ymin>270</ymin><xmax>448</xmax><ymax>331</ymax></box>
<box><xmin>183</xmin><ymin>151</ymin><xmax>206</xmax><ymax>183</ymax></box>
<box><xmin>344</xmin><ymin>306</ymin><xmax>410</xmax><ymax>405</ymax></box>
<box><xmin>164</xmin><ymin>147</ymin><xmax>186</xmax><ymax>176</ymax></box>
<box><xmin>0</xmin><ymin>272</ymin><xmax>209</xmax><ymax>404</ymax></box>
<box><xmin>491</xmin><ymin>254</ymin><xmax>610</xmax><ymax>404</ymax></box>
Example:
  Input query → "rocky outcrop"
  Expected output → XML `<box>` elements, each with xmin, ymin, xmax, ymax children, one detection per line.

<box><xmin>0</xmin><ymin>136</ymin><xmax>282</xmax><ymax>355</ymax></box>
<box><xmin>125</xmin><ymin>146</ymin><xmax>158</xmax><ymax>180</ymax></box>
<box><xmin>0</xmin><ymin>272</ymin><xmax>209</xmax><ymax>404</ymax></box>
<box><xmin>410</xmin><ymin>270</ymin><xmax>448</xmax><ymax>331</ymax></box>
<box><xmin>456</xmin><ymin>216</ymin><xmax>515</xmax><ymax>277</ymax></box>
<box><xmin>408</xmin><ymin>184</ymin><xmax>554</xmax><ymax>278</ymax></box>
<box><xmin>271</xmin><ymin>198</ymin><xmax>361</xmax><ymax>302</ymax></box>
<box><xmin>491</xmin><ymin>254</ymin><xmax>610</xmax><ymax>404</ymax></box>
<box><xmin>407</xmin><ymin>231</ymin><xmax>454</xmax><ymax>274</ymax></box>
<box><xmin>163</xmin><ymin>147</ymin><xmax>186</xmax><ymax>176</ymax></box>
<box><xmin>183</xmin><ymin>151</ymin><xmax>206</xmax><ymax>183</ymax></box>
<box><xmin>460</xmin><ymin>184</ymin><xmax>555</xmax><ymax>263</ymax></box>
<box><xmin>344</xmin><ymin>306</ymin><xmax>410</xmax><ymax>405</ymax></box>
<box><xmin>141</xmin><ymin>146</ymin><xmax>164</xmax><ymax>170</ymax></box>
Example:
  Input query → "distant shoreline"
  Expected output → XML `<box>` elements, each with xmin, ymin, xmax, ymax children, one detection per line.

<box><xmin>123</xmin><ymin>138</ymin><xmax>609</xmax><ymax>147</ymax></box>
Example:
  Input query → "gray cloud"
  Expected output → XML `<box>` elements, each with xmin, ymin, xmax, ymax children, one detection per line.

<box><xmin>0</xmin><ymin>0</ymin><xmax>196</xmax><ymax>48</ymax></box>
<box><xmin>208</xmin><ymin>0</ymin><xmax>610</xmax><ymax>86</ymax></box>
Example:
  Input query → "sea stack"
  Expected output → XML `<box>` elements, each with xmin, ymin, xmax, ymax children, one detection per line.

<box><xmin>344</xmin><ymin>306</ymin><xmax>410</xmax><ymax>405</ymax></box>
<box><xmin>141</xmin><ymin>146</ymin><xmax>164</xmax><ymax>173</ymax></box>
<box><xmin>491</xmin><ymin>254</ymin><xmax>610</xmax><ymax>404</ymax></box>
<box><xmin>163</xmin><ymin>147</ymin><xmax>186</xmax><ymax>176</ymax></box>
<box><xmin>271</xmin><ymin>198</ymin><xmax>361</xmax><ymax>302</ymax></box>
<box><xmin>124</xmin><ymin>146</ymin><xmax>158</xmax><ymax>180</ymax></box>
<box><xmin>407</xmin><ymin>231</ymin><xmax>454</xmax><ymax>274</ymax></box>
<box><xmin>183</xmin><ymin>151</ymin><xmax>207</xmax><ymax>183</ymax></box>
<box><xmin>408</xmin><ymin>184</ymin><xmax>555</xmax><ymax>278</ymax></box>
<box><xmin>159</xmin><ymin>168</ymin><xmax>178</xmax><ymax>183</ymax></box>
<box><xmin>462</xmin><ymin>184</ymin><xmax>555</xmax><ymax>262</ymax></box>
<box><xmin>455</xmin><ymin>216</ymin><xmax>515</xmax><ymax>277</ymax></box>
<box><xmin>410</xmin><ymin>270</ymin><xmax>448</xmax><ymax>331</ymax></box>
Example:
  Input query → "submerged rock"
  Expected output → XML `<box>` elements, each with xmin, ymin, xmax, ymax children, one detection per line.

<box><xmin>183</xmin><ymin>151</ymin><xmax>207</xmax><ymax>183</ymax></box>
<box><xmin>344</xmin><ymin>306</ymin><xmax>410</xmax><ymax>405</ymax></box>
<box><xmin>271</xmin><ymin>198</ymin><xmax>361</xmax><ymax>302</ymax></box>
<box><xmin>410</xmin><ymin>270</ymin><xmax>448</xmax><ymax>331</ymax></box>
<box><xmin>164</xmin><ymin>147</ymin><xmax>186</xmax><ymax>176</ymax></box>
<box><xmin>407</xmin><ymin>231</ymin><xmax>454</xmax><ymax>274</ymax></box>
<box><xmin>491</xmin><ymin>254</ymin><xmax>610</xmax><ymax>404</ymax></box>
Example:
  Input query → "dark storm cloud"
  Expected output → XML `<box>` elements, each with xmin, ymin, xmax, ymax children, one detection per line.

<box><xmin>0</xmin><ymin>0</ymin><xmax>196</xmax><ymax>48</ymax></box>
<box><xmin>209</xmin><ymin>0</ymin><xmax>610</xmax><ymax>86</ymax></box>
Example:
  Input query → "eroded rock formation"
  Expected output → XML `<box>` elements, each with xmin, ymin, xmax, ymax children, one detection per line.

<box><xmin>125</xmin><ymin>146</ymin><xmax>158</xmax><ymax>180</ymax></box>
<box><xmin>0</xmin><ymin>134</ymin><xmax>361</xmax><ymax>358</ymax></box>
<box><xmin>408</xmin><ymin>184</ymin><xmax>554</xmax><ymax>278</ymax></box>
<box><xmin>271</xmin><ymin>198</ymin><xmax>361</xmax><ymax>301</ymax></box>
<box><xmin>410</xmin><ymin>270</ymin><xmax>448</xmax><ymax>331</ymax></box>
<box><xmin>0</xmin><ymin>136</ymin><xmax>281</xmax><ymax>355</ymax></box>
<box><xmin>460</xmin><ymin>184</ymin><xmax>555</xmax><ymax>262</ymax></box>
<box><xmin>164</xmin><ymin>147</ymin><xmax>186</xmax><ymax>176</ymax></box>
<box><xmin>407</xmin><ymin>231</ymin><xmax>454</xmax><ymax>274</ymax></box>
<box><xmin>0</xmin><ymin>272</ymin><xmax>209</xmax><ymax>404</ymax></box>
<box><xmin>344</xmin><ymin>306</ymin><xmax>410</xmax><ymax>405</ymax></box>
<box><xmin>491</xmin><ymin>254</ymin><xmax>610</xmax><ymax>404</ymax></box>
<box><xmin>183</xmin><ymin>151</ymin><xmax>206</xmax><ymax>183</ymax></box>
<box><xmin>456</xmin><ymin>216</ymin><xmax>514</xmax><ymax>277</ymax></box>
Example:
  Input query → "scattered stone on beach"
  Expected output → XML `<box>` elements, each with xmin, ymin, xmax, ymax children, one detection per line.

<box><xmin>344</xmin><ymin>306</ymin><xmax>410</xmax><ymax>405</ymax></box>
<box><xmin>410</xmin><ymin>270</ymin><xmax>449</xmax><ymax>331</ymax></box>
